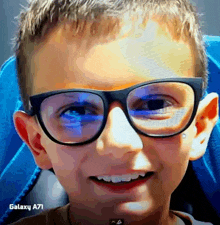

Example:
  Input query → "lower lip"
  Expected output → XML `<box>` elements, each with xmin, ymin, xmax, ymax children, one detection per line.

<box><xmin>90</xmin><ymin>173</ymin><xmax>154</xmax><ymax>193</ymax></box>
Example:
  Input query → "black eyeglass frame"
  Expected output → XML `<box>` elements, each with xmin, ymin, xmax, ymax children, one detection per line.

<box><xmin>27</xmin><ymin>77</ymin><xmax>203</xmax><ymax>146</ymax></box>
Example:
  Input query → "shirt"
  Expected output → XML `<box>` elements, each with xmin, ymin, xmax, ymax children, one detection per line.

<box><xmin>9</xmin><ymin>204</ymin><xmax>213</xmax><ymax>225</ymax></box>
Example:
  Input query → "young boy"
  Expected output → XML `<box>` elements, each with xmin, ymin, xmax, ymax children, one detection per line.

<box><xmin>11</xmin><ymin>0</ymin><xmax>218</xmax><ymax>224</ymax></box>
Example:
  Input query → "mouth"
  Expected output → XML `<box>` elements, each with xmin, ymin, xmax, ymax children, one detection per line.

<box><xmin>89</xmin><ymin>172</ymin><xmax>154</xmax><ymax>193</ymax></box>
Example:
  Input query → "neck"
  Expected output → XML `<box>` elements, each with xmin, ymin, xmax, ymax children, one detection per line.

<box><xmin>68</xmin><ymin>202</ymin><xmax>182</xmax><ymax>225</ymax></box>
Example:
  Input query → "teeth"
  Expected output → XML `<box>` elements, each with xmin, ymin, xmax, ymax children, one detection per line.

<box><xmin>96</xmin><ymin>173</ymin><xmax>147</xmax><ymax>183</ymax></box>
<box><xmin>111</xmin><ymin>176</ymin><xmax>122</xmax><ymax>183</ymax></box>
<box><xmin>121</xmin><ymin>174</ymin><xmax>132</xmax><ymax>182</ymax></box>
<box><xmin>103</xmin><ymin>177</ymin><xmax>111</xmax><ymax>182</ymax></box>
<box><xmin>131</xmin><ymin>174</ymin><xmax>139</xmax><ymax>179</ymax></box>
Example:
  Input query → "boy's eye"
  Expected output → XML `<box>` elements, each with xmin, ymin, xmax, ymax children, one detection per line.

<box><xmin>128</xmin><ymin>94</ymin><xmax>179</xmax><ymax>120</ymax></box>
<box><xmin>131</xmin><ymin>95</ymin><xmax>176</xmax><ymax>112</ymax></box>
<box><xmin>60</xmin><ymin>106</ymin><xmax>97</xmax><ymax>118</ymax></box>
<box><xmin>58</xmin><ymin>102</ymin><xmax>100</xmax><ymax>116</ymax></box>
<box><xmin>136</xmin><ymin>99</ymin><xmax>171</xmax><ymax>111</ymax></box>
<box><xmin>56</xmin><ymin>102</ymin><xmax>103</xmax><ymax>127</ymax></box>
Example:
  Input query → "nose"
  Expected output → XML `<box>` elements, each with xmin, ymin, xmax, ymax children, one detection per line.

<box><xmin>96</xmin><ymin>103</ymin><xmax>143</xmax><ymax>158</ymax></box>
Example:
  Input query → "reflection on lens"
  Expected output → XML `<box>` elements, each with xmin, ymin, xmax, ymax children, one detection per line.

<box><xmin>127</xmin><ymin>82</ymin><xmax>194</xmax><ymax>136</ymax></box>
<box><xmin>40</xmin><ymin>92</ymin><xmax>104</xmax><ymax>143</ymax></box>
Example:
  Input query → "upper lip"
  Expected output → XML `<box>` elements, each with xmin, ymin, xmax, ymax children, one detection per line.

<box><xmin>90</xmin><ymin>170</ymin><xmax>154</xmax><ymax>177</ymax></box>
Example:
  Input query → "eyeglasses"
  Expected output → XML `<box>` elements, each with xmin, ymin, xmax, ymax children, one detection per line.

<box><xmin>27</xmin><ymin>78</ymin><xmax>203</xmax><ymax>146</ymax></box>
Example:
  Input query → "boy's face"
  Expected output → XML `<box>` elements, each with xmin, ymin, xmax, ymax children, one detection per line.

<box><xmin>14</xmin><ymin>19</ymin><xmax>218</xmax><ymax>224</ymax></box>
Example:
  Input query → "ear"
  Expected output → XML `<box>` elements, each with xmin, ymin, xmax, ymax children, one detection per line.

<box><xmin>190</xmin><ymin>93</ymin><xmax>219</xmax><ymax>160</ymax></box>
<box><xmin>13</xmin><ymin>110</ymin><xmax>53</xmax><ymax>170</ymax></box>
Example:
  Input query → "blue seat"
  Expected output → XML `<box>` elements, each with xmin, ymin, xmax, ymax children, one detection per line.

<box><xmin>0</xmin><ymin>58</ymin><xmax>68</xmax><ymax>225</ymax></box>
<box><xmin>0</xmin><ymin>35</ymin><xmax>220</xmax><ymax>224</ymax></box>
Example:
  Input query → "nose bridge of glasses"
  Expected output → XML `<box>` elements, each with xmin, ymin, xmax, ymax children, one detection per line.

<box><xmin>104</xmin><ymin>89</ymin><xmax>128</xmax><ymax>106</ymax></box>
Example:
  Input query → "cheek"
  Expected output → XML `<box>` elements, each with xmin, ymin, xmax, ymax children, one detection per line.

<box><xmin>40</xmin><ymin>132</ymin><xmax>82</xmax><ymax>170</ymax></box>
<box><xmin>154</xmin><ymin>135</ymin><xmax>193</xmax><ymax>192</ymax></box>
<box><xmin>156</xmin><ymin>137</ymin><xmax>190</xmax><ymax>165</ymax></box>
<box><xmin>41</xmin><ymin>136</ymin><xmax>87</xmax><ymax>187</ymax></box>
<box><xmin>157</xmin><ymin>120</ymin><xmax>196</xmax><ymax>168</ymax></box>
<box><xmin>48</xmin><ymin>145</ymin><xmax>89</xmax><ymax>196</ymax></box>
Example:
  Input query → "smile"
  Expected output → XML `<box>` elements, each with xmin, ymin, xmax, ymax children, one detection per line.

<box><xmin>90</xmin><ymin>172</ymin><xmax>154</xmax><ymax>184</ymax></box>
<box><xmin>96</xmin><ymin>172</ymin><xmax>147</xmax><ymax>183</ymax></box>
<box><xmin>90</xmin><ymin>172</ymin><xmax>154</xmax><ymax>193</ymax></box>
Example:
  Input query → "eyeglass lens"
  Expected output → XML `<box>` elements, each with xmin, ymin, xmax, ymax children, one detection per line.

<box><xmin>40</xmin><ymin>82</ymin><xmax>194</xmax><ymax>143</ymax></box>
<box><xmin>127</xmin><ymin>82</ymin><xmax>194</xmax><ymax>136</ymax></box>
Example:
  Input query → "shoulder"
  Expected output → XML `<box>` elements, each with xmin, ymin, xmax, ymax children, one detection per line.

<box><xmin>171</xmin><ymin>210</ymin><xmax>214</xmax><ymax>225</ymax></box>
<box><xmin>9</xmin><ymin>204</ymin><xmax>70</xmax><ymax>225</ymax></box>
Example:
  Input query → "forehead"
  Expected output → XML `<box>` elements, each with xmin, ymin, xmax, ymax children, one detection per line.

<box><xmin>31</xmin><ymin>19</ymin><xmax>195</xmax><ymax>95</ymax></box>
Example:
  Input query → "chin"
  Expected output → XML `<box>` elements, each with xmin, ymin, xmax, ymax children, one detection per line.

<box><xmin>114</xmin><ymin>201</ymin><xmax>154</xmax><ymax>216</ymax></box>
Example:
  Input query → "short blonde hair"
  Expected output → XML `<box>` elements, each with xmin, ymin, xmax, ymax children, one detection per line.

<box><xmin>14</xmin><ymin>0</ymin><xmax>207</xmax><ymax>113</ymax></box>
